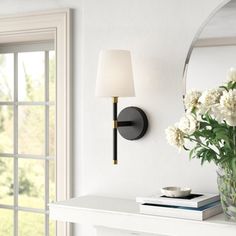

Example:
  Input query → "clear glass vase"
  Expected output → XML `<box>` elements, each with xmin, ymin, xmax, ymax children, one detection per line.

<box><xmin>217</xmin><ymin>168</ymin><xmax>236</xmax><ymax>221</ymax></box>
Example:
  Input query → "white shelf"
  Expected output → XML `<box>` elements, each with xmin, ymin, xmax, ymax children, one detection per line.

<box><xmin>49</xmin><ymin>195</ymin><xmax>236</xmax><ymax>236</ymax></box>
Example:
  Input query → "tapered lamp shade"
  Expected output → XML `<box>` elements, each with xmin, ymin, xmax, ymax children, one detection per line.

<box><xmin>96</xmin><ymin>50</ymin><xmax>135</xmax><ymax>97</ymax></box>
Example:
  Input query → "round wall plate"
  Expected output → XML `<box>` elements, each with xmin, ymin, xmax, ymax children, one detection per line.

<box><xmin>117</xmin><ymin>106</ymin><xmax>148</xmax><ymax>140</ymax></box>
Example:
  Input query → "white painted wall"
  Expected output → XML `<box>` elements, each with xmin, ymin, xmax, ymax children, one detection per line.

<box><xmin>80</xmin><ymin>0</ymin><xmax>226</xmax><ymax>196</ymax></box>
<box><xmin>0</xmin><ymin>0</ymin><xmax>230</xmax><ymax>235</ymax></box>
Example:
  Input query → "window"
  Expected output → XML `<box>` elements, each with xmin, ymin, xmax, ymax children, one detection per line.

<box><xmin>0</xmin><ymin>42</ymin><xmax>56</xmax><ymax>235</ymax></box>
<box><xmin>0</xmin><ymin>9</ymin><xmax>72</xmax><ymax>236</ymax></box>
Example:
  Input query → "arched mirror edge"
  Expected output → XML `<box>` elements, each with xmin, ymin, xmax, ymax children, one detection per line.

<box><xmin>182</xmin><ymin>0</ymin><xmax>231</xmax><ymax>97</ymax></box>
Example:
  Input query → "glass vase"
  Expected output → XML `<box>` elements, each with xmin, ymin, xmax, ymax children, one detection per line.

<box><xmin>217</xmin><ymin>168</ymin><xmax>236</xmax><ymax>221</ymax></box>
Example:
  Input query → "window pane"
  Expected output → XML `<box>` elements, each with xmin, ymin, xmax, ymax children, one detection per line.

<box><xmin>49</xmin><ymin>219</ymin><xmax>56</xmax><ymax>236</ymax></box>
<box><xmin>18</xmin><ymin>52</ymin><xmax>45</xmax><ymax>101</ymax></box>
<box><xmin>49</xmin><ymin>106</ymin><xmax>55</xmax><ymax>156</ymax></box>
<box><xmin>19</xmin><ymin>211</ymin><xmax>44</xmax><ymax>236</ymax></box>
<box><xmin>0</xmin><ymin>106</ymin><xmax>13</xmax><ymax>153</ymax></box>
<box><xmin>18</xmin><ymin>159</ymin><xmax>45</xmax><ymax>209</ymax></box>
<box><xmin>0</xmin><ymin>53</ymin><xmax>13</xmax><ymax>101</ymax></box>
<box><xmin>49</xmin><ymin>51</ymin><xmax>55</xmax><ymax>102</ymax></box>
<box><xmin>49</xmin><ymin>160</ymin><xmax>55</xmax><ymax>203</ymax></box>
<box><xmin>0</xmin><ymin>157</ymin><xmax>13</xmax><ymax>205</ymax></box>
<box><xmin>0</xmin><ymin>209</ymin><xmax>13</xmax><ymax>236</ymax></box>
<box><xmin>18</xmin><ymin>106</ymin><xmax>45</xmax><ymax>155</ymax></box>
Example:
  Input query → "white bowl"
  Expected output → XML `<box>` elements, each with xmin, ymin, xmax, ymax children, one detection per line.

<box><xmin>161</xmin><ymin>186</ymin><xmax>191</xmax><ymax>197</ymax></box>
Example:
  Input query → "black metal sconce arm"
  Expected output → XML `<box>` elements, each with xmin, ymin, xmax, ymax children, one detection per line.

<box><xmin>112</xmin><ymin>97</ymin><xmax>148</xmax><ymax>165</ymax></box>
<box><xmin>113</xmin><ymin>97</ymin><xmax>118</xmax><ymax>165</ymax></box>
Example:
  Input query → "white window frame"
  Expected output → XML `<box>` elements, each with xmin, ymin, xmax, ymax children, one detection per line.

<box><xmin>0</xmin><ymin>9</ymin><xmax>72</xmax><ymax>236</ymax></box>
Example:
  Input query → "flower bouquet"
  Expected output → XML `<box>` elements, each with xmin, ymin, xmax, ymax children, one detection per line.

<box><xmin>166</xmin><ymin>68</ymin><xmax>236</xmax><ymax>220</ymax></box>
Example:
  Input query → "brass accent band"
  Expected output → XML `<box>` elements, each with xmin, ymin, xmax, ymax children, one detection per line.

<box><xmin>113</xmin><ymin>120</ymin><xmax>118</xmax><ymax>128</ymax></box>
<box><xmin>112</xmin><ymin>97</ymin><xmax>118</xmax><ymax>103</ymax></box>
<box><xmin>113</xmin><ymin>159</ymin><xmax>118</xmax><ymax>165</ymax></box>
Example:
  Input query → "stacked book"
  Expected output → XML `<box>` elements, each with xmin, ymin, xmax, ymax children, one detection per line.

<box><xmin>136</xmin><ymin>193</ymin><xmax>222</xmax><ymax>221</ymax></box>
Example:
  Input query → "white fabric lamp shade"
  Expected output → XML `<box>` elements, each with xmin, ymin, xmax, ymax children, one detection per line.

<box><xmin>96</xmin><ymin>49</ymin><xmax>135</xmax><ymax>97</ymax></box>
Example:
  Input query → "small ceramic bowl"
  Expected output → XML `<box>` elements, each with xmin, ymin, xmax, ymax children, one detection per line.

<box><xmin>161</xmin><ymin>186</ymin><xmax>191</xmax><ymax>197</ymax></box>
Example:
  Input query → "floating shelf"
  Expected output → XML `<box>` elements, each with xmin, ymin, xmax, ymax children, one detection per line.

<box><xmin>49</xmin><ymin>195</ymin><xmax>236</xmax><ymax>236</ymax></box>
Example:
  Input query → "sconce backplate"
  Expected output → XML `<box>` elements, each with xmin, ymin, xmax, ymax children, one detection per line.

<box><xmin>117</xmin><ymin>106</ymin><xmax>148</xmax><ymax>140</ymax></box>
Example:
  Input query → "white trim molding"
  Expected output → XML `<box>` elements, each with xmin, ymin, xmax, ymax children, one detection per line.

<box><xmin>0</xmin><ymin>9</ymin><xmax>72</xmax><ymax>236</ymax></box>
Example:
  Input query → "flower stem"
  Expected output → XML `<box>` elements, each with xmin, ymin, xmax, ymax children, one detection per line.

<box><xmin>234</xmin><ymin>126</ymin><xmax>236</xmax><ymax>156</ymax></box>
<box><xmin>187</xmin><ymin>137</ymin><xmax>221</xmax><ymax>159</ymax></box>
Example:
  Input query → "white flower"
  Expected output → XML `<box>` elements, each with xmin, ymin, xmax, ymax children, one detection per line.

<box><xmin>210</xmin><ymin>105</ymin><xmax>224</xmax><ymax>123</ymax></box>
<box><xmin>219</xmin><ymin>89</ymin><xmax>236</xmax><ymax>126</ymax></box>
<box><xmin>199</xmin><ymin>88</ymin><xmax>222</xmax><ymax>107</ymax></box>
<box><xmin>227</xmin><ymin>68</ymin><xmax>236</xmax><ymax>82</ymax></box>
<box><xmin>199</xmin><ymin>88</ymin><xmax>222</xmax><ymax>114</ymax></box>
<box><xmin>184</xmin><ymin>90</ymin><xmax>201</xmax><ymax>112</ymax></box>
<box><xmin>178</xmin><ymin>114</ymin><xmax>198</xmax><ymax>135</ymax></box>
<box><xmin>165</xmin><ymin>125</ymin><xmax>185</xmax><ymax>149</ymax></box>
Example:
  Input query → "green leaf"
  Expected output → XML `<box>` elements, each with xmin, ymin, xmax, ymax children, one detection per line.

<box><xmin>219</xmin><ymin>85</ymin><xmax>228</xmax><ymax>91</ymax></box>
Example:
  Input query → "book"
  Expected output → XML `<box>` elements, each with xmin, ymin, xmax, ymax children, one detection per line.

<box><xmin>136</xmin><ymin>193</ymin><xmax>220</xmax><ymax>208</ymax></box>
<box><xmin>139</xmin><ymin>201</ymin><xmax>222</xmax><ymax>221</ymax></box>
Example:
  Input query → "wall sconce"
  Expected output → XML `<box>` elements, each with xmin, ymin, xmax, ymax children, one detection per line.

<box><xmin>96</xmin><ymin>49</ymin><xmax>148</xmax><ymax>165</ymax></box>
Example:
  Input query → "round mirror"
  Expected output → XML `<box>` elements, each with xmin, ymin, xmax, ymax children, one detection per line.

<box><xmin>184</xmin><ymin>0</ymin><xmax>236</xmax><ymax>94</ymax></box>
